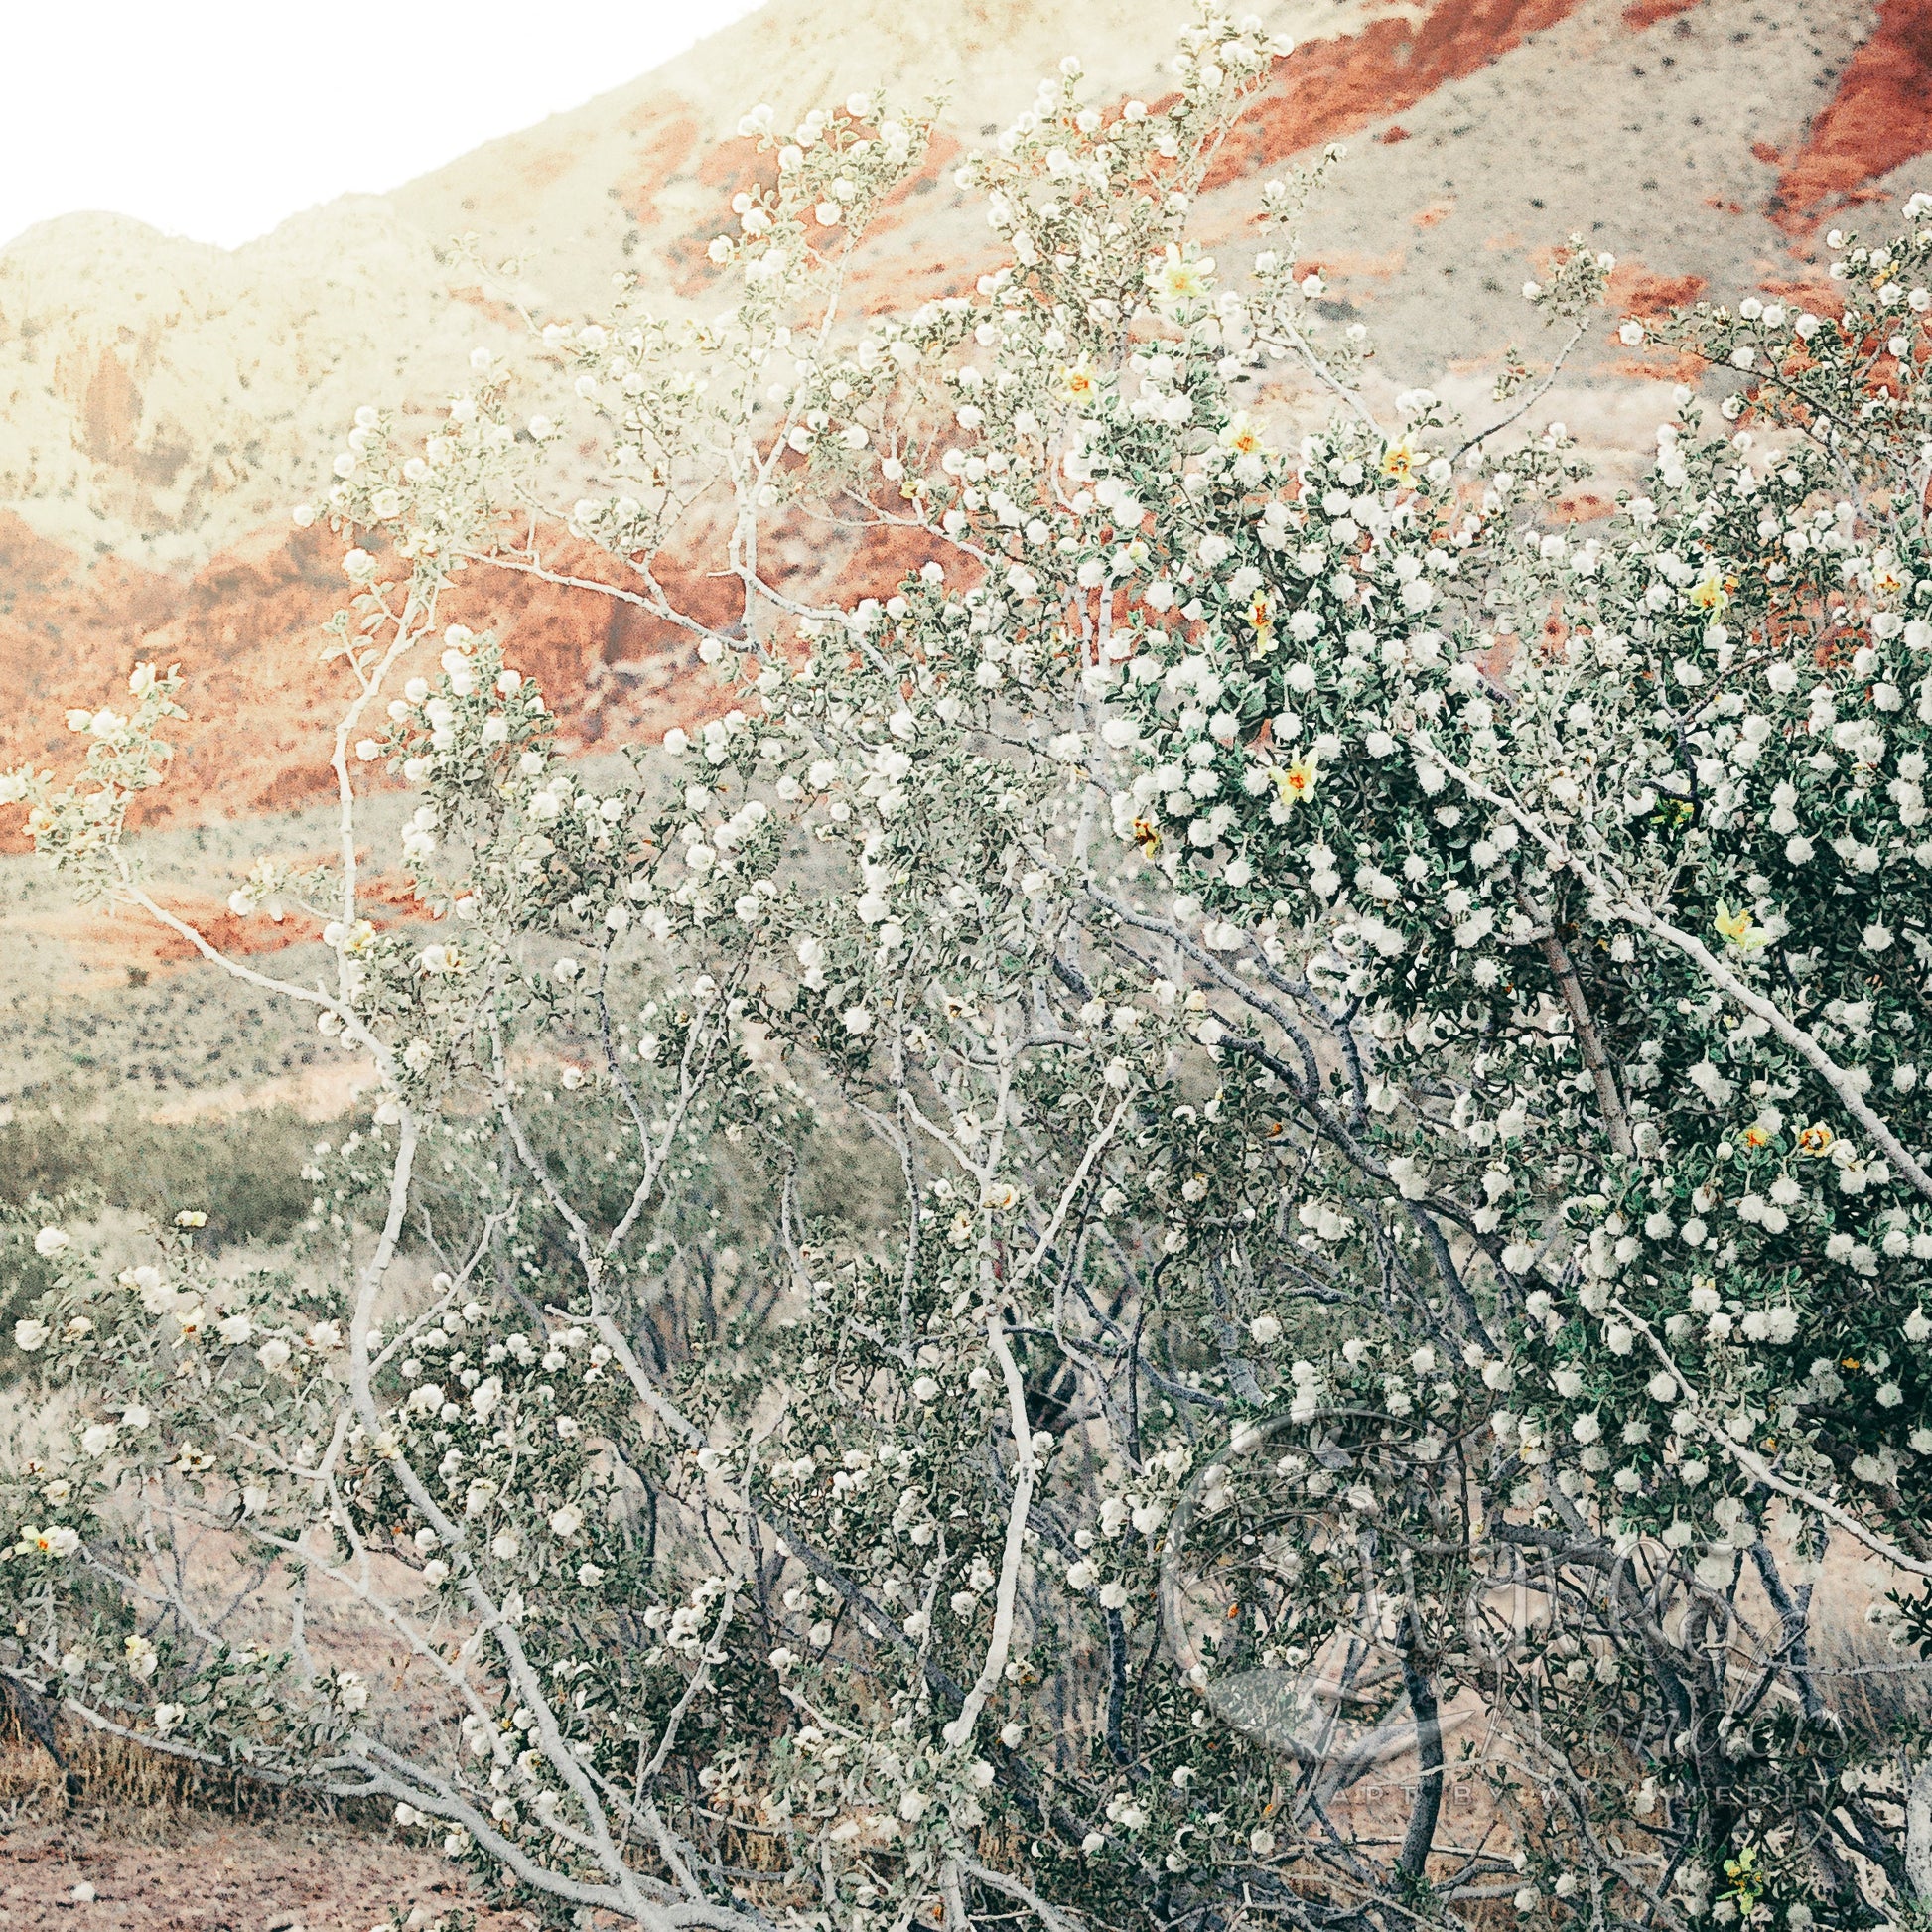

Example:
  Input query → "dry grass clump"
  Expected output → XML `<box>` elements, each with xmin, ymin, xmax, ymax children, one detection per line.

<box><xmin>0</xmin><ymin>1682</ymin><xmax>377</xmax><ymax>1833</ymax></box>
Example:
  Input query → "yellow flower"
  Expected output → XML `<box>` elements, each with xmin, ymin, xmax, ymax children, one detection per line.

<box><xmin>1688</xmin><ymin>571</ymin><xmax>1733</xmax><ymax>614</ymax></box>
<box><xmin>1738</xmin><ymin>1123</ymin><xmax>1771</xmax><ymax>1150</ymax></box>
<box><xmin>1267</xmin><ymin>757</ymin><xmax>1318</xmax><ymax>808</ymax></box>
<box><xmin>1131</xmin><ymin>813</ymin><xmax>1163</xmax><ymax>857</ymax></box>
<box><xmin>1713</xmin><ymin>901</ymin><xmax>1765</xmax><ymax>950</ymax></box>
<box><xmin>1380</xmin><ymin>439</ymin><xmax>1417</xmax><ymax>485</ymax></box>
<box><xmin>1058</xmin><ymin>360</ymin><xmax>1102</xmax><ymax>406</ymax></box>
<box><xmin>1246</xmin><ymin>593</ymin><xmax>1277</xmax><ymax>656</ymax></box>
<box><xmin>1218</xmin><ymin>412</ymin><xmax>1270</xmax><ymax>460</ymax></box>
<box><xmin>1148</xmin><ymin>244</ymin><xmax>1214</xmax><ymax>308</ymax></box>
<box><xmin>1796</xmin><ymin>1123</ymin><xmax>1835</xmax><ymax>1157</ymax></box>
<box><xmin>1722</xmin><ymin>1845</ymin><xmax>1763</xmax><ymax>1911</ymax></box>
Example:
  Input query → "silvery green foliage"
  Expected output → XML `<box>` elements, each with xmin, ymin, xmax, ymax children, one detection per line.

<box><xmin>5</xmin><ymin>11</ymin><xmax>1932</xmax><ymax>1927</ymax></box>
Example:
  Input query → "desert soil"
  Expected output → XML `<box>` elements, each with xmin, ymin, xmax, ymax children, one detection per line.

<box><xmin>0</xmin><ymin>1810</ymin><xmax>531</xmax><ymax>1932</ymax></box>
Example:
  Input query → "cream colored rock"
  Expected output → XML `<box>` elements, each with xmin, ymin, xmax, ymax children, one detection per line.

<box><xmin>0</xmin><ymin>203</ymin><xmax>530</xmax><ymax>564</ymax></box>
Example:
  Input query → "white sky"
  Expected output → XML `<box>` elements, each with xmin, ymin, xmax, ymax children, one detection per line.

<box><xmin>2</xmin><ymin>0</ymin><xmax>765</xmax><ymax>251</ymax></box>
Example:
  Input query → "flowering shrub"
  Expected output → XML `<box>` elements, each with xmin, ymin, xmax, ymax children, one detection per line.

<box><xmin>6</xmin><ymin>9</ymin><xmax>1932</xmax><ymax>1926</ymax></box>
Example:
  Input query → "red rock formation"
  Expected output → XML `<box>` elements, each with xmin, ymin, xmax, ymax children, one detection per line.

<box><xmin>1774</xmin><ymin>0</ymin><xmax>1932</xmax><ymax>228</ymax></box>
<box><xmin>0</xmin><ymin>503</ymin><xmax>944</xmax><ymax>849</ymax></box>
<box><xmin>1199</xmin><ymin>0</ymin><xmax>1585</xmax><ymax>191</ymax></box>
<box><xmin>1608</xmin><ymin>263</ymin><xmax>1709</xmax><ymax>319</ymax></box>
<box><xmin>1622</xmin><ymin>0</ymin><xmax>1701</xmax><ymax>29</ymax></box>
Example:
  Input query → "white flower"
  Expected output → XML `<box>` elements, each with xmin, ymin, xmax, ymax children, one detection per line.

<box><xmin>549</xmin><ymin>1503</ymin><xmax>586</xmax><ymax>1539</ymax></box>
<box><xmin>14</xmin><ymin>1319</ymin><xmax>49</xmax><ymax>1352</ymax></box>
<box><xmin>34</xmin><ymin>1227</ymin><xmax>69</xmax><ymax>1258</ymax></box>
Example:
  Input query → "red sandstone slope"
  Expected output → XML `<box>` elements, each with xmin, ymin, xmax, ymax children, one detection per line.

<box><xmin>1198</xmin><ymin>0</ymin><xmax>1588</xmax><ymax>191</ymax></box>
<box><xmin>0</xmin><ymin>506</ymin><xmax>935</xmax><ymax>842</ymax></box>
<box><xmin>1774</xmin><ymin>0</ymin><xmax>1932</xmax><ymax>228</ymax></box>
<box><xmin>0</xmin><ymin>510</ymin><xmax>645</xmax><ymax>835</ymax></box>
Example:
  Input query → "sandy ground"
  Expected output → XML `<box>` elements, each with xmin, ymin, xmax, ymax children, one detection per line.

<box><xmin>0</xmin><ymin>1811</ymin><xmax>532</xmax><ymax>1932</ymax></box>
